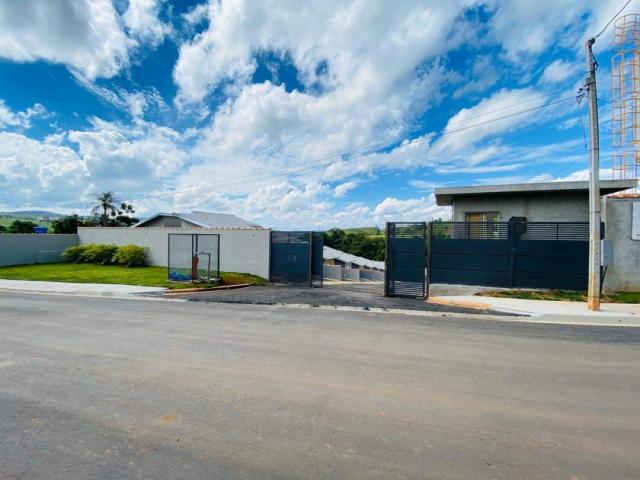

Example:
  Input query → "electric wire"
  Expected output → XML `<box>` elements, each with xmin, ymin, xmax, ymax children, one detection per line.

<box><xmin>594</xmin><ymin>0</ymin><xmax>632</xmax><ymax>39</ymax></box>
<box><xmin>27</xmin><ymin>93</ymin><xmax>579</xmax><ymax>210</ymax></box>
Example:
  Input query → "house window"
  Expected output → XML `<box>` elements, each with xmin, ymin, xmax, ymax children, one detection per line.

<box><xmin>465</xmin><ymin>212</ymin><xmax>500</xmax><ymax>239</ymax></box>
<box><xmin>465</xmin><ymin>212</ymin><xmax>500</xmax><ymax>222</ymax></box>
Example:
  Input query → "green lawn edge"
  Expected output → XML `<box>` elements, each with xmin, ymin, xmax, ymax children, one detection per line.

<box><xmin>0</xmin><ymin>263</ymin><xmax>267</xmax><ymax>289</ymax></box>
<box><xmin>477</xmin><ymin>289</ymin><xmax>640</xmax><ymax>304</ymax></box>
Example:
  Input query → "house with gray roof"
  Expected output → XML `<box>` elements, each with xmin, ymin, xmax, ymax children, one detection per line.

<box><xmin>133</xmin><ymin>211</ymin><xmax>264</xmax><ymax>229</ymax></box>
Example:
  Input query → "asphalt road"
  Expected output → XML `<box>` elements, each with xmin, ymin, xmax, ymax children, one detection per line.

<box><xmin>1</xmin><ymin>293</ymin><xmax>639</xmax><ymax>480</ymax></box>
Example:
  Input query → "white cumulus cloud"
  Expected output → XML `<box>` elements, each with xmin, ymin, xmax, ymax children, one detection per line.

<box><xmin>541</xmin><ymin>59</ymin><xmax>576</xmax><ymax>84</ymax></box>
<box><xmin>0</xmin><ymin>0</ymin><xmax>129</xmax><ymax>80</ymax></box>
<box><xmin>0</xmin><ymin>131</ymin><xmax>89</xmax><ymax>208</ymax></box>
<box><xmin>123</xmin><ymin>0</ymin><xmax>172</xmax><ymax>48</ymax></box>
<box><xmin>0</xmin><ymin>100</ymin><xmax>47</xmax><ymax>130</ymax></box>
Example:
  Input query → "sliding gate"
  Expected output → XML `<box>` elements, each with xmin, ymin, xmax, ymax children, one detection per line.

<box><xmin>384</xmin><ymin>222</ymin><xmax>427</xmax><ymax>298</ymax></box>
<box><xmin>270</xmin><ymin>231</ymin><xmax>323</xmax><ymax>286</ymax></box>
<box><xmin>429</xmin><ymin>221</ymin><xmax>589</xmax><ymax>290</ymax></box>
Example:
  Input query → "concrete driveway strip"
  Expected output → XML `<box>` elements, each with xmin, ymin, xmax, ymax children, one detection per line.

<box><xmin>0</xmin><ymin>292</ymin><xmax>639</xmax><ymax>479</ymax></box>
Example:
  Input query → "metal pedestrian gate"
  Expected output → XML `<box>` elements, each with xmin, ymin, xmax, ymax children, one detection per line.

<box><xmin>270</xmin><ymin>231</ymin><xmax>323</xmax><ymax>286</ymax></box>
<box><xmin>384</xmin><ymin>222</ymin><xmax>427</xmax><ymax>298</ymax></box>
<box><xmin>168</xmin><ymin>233</ymin><xmax>220</xmax><ymax>282</ymax></box>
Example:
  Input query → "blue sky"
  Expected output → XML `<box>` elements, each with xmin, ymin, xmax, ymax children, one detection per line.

<box><xmin>0</xmin><ymin>0</ymin><xmax>635</xmax><ymax>228</ymax></box>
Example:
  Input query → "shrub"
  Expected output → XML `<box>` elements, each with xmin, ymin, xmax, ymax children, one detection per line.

<box><xmin>83</xmin><ymin>244</ymin><xmax>119</xmax><ymax>264</ymax></box>
<box><xmin>113</xmin><ymin>245</ymin><xmax>148</xmax><ymax>267</ymax></box>
<box><xmin>62</xmin><ymin>244</ymin><xmax>92</xmax><ymax>263</ymax></box>
<box><xmin>8</xmin><ymin>220</ymin><xmax>38</xmax><ymax>233</ymax></box>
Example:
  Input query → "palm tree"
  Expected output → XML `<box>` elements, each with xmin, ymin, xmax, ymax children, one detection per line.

<box><xmin>91</xmin><ymin>192</ymin><xmax>120</xmax><ymax>227</ymax></box>
<box><xmin>91</xmin><ymin>192</ymin><xmax>137</xmax><ymax>227</ymax></box>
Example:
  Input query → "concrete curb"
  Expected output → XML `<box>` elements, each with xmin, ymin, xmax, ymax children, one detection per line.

<box><xmin>427</xmin><ymin>296</ymin><xmax>492</xmax><ymax>311</ymax></box>
<box><xmin>164</xmin><ymin>283</ymin><xmax>253</xmax><ymax>295</ymax></box>
<box><xmin>179</xmin><ymin>298</ymin><xmax>640</xmax><ymax>327</ymax></box>
<box><xmin>0</xmin><ymin>288</ymin><xmax>163</xmax><ymax>298</ymax></box>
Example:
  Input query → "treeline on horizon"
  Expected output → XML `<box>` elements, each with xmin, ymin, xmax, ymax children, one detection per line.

<box><xmin>323</xmin><ymin>228</ymin><xmax>385</xmax><ymax>261</ymax></box>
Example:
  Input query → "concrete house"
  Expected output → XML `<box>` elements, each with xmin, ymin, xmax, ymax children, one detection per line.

<box><xmin>435</xmin><ymin>180</ymin><xmax>636</xmax><ymax>223</ymax></box>
<box><xmin>433</xmin><ymin>180</ymin><xmax>639</xmax><ymax>292</ymax></box>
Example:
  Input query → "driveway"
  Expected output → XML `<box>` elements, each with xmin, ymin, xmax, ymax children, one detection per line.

<box><xmin>174</xmin><ymin>282</ymin><xmax>500</xmax><ymax>315</ymax></box>
<box><xmin>1</xmin><ymin>292</ymin><xmax>639</xmax><ymax>479</ymax></box>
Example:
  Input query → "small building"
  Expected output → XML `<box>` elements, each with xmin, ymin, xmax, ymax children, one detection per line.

<box><xmin>133</xmin><ymin>211</ymin><xmax>263</xmax><ymax>229</ymax></box>
<box><xmin>78</xmin><ymin>211</ymin><xmax>270</xmax><ymax>278</ymax></box>
<box><xmin>433</xmin><ymin>180</ymin><xmax>639</xmax><ymax>292</ymax></box>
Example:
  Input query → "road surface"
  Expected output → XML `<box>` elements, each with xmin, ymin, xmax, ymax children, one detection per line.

<box><xmin>1</xmin><ymin>292</ymin><xmax>639</xmax><ymax>479</ymax></box>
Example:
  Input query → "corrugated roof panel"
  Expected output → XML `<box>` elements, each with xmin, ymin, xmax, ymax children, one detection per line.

<box><xmin>134</xmin><ymin>211</ymin><xmax>264</xmax><ymax>229</ymax></box>
<box><xmin>323</xmin><ymin>246</ymin><xmax>384</xmax><ymax>270</ymax></box>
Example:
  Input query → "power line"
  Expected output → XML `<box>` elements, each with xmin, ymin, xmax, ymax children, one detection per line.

<box><xmin>445</xmin><ymin>87</ymin><xmax>571</xmax><ymax>126</ymax></box>
<box><xmin>594</xmin><ymin>0</ymin><xmax>632</xmax><ymax>39</ymax></box>
<box><xmin>48</xmin><ymin>93</ymin><xmax>577</xmax><ymax>209</ymax></box>
<box><xmin>205</xmin><ymin>94</ymin><xmax>576</xmax><ymax>188</ymax></box>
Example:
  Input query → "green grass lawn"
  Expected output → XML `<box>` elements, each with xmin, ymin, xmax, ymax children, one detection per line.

<box><xmin>478</xmin><ymin>289</ymin><xmax>640</xmax><ymax>304</ymax></box>
<box><xmin>0</xmin><ymin>216</ymin><xmax>53</xmax><ymax>228</ymax></box>
<box><xmin>0</xmin><ymin>263</ymin><xmax>266</xmax><ymax>289</ymax></box>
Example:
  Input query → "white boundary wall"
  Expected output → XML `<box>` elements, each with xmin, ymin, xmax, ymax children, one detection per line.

<box><xmin>0</xmin><ymin>234</ymin><xmax>78</xmax><ymax>267</ymax></box>
<box><xmin>78</xmin><ymin>228</ymin><xmax>271</xmax><ymax>279</ymax></box>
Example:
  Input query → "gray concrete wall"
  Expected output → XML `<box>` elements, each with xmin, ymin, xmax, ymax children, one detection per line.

<box><xmin>360</xmin><ymin>269</ymin><xmax>384</xmax><ymax>281</ymax></box>
<box><xmin>603</xmin><ymin>198</ymin><xmax>640</xmax><ymax>292</ymax></box>
<box><xmin>323</xmin><ymin>264</ymin><xmax>342</xmax><ymax>280</ymax></box>
<box><xmin>0</xmin><ymin>234</ymin><xmax>78</xmax><ymax>267</ymax></box>
<box><xmin>77</xmin><ymin>228</ymin><xmax>271</xmax><ymax>279</ymax></box>
<box><xmin>452</xmin><ymin>192</ymin><xmax>590</xmax><ymax>222</ymax></box>
<box><xmin>342</xmin><ymin>268</ymin><xmax>361</xmax><ymax>281</ymax></box>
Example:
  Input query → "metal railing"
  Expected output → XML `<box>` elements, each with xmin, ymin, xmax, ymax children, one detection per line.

<box><xmin>430</xmin><ymin>222</ymin><xmax>589</xmax><ymax>241</ymax></box>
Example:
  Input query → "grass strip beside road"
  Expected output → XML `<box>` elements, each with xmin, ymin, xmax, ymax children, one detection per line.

<box><xmin>479</xmin><ymin>289</ymin><xmax>640</xmax><ymax>304</ymax></box>
<box><xmin>0</xmin><ymin>263</ymin><xmax>266</xmax><ymax>290</ymax></box>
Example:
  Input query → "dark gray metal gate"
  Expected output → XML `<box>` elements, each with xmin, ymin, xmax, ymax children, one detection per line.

<box><xmin>429</xmin><ymin>221</ymin><xmax>589</xmax><ymax>290</ymax></box>
<box><xmin>311</xmin><ymin>232</ymin><xmax>324</xmax><ymax>287</ymax></box>
<box><xmin>384</xmin><ymin>222</ymin><xmax>427</xmax><ymax>298</ymax></box>
<box><xmin>270</xmin><ymin>231</ymin><xmax>323</xmax><ymax>286</ymax></box>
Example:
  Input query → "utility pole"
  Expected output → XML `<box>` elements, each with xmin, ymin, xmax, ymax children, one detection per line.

<box><xmin>585</xmin><ymin>37</ymin><xmax>601</xmax><ymax>311</ymax></box>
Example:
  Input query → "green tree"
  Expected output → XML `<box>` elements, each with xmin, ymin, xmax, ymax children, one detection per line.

<box><xmin>107</xmin><ymin>214</ymin><xmax>139</xmax><ymax>227</ymax></box>
<box><xmin>91</xmin><ymin>192</ymin><xmax>136</xmax><ymax>227</ymax></box>
<box><xmin>324</xmin><ymin>228</ymin><xmax>386</xmax><ymax>261</ymax></box>
<box><xmin>52</xmin><ymin>214</ymin><xmax>80</xmax><ymax>234</ymax></box>
<box><xmin>8</xmin><ymin>220</ymin><xmax>37</xmax><ymax>233</ymax></box>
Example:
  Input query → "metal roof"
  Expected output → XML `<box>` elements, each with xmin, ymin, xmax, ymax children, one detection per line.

<box><xmin>323</xmin><ymin>246</ymin><xmax>385</xmax><ymax>270</ymax></box>
<box><xmin>435</xmin><ymin>179</ymin><xmax>638</xmax><ymax>206</ymax></box>
<box><xmin>134</xmin><ymin>211</ymin><xmax>264</xmax><ymax>229</ymax></box>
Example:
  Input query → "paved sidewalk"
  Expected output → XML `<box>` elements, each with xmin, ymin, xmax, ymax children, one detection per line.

<box><xmin>0</xmin><ymin>279</ymin><xmax>165</xmax><ymax>297</ymax></box>
<box><xmin>430</xmin><ymin>294</ymin><xmax>640</xmax><ymax>323</ymax></box>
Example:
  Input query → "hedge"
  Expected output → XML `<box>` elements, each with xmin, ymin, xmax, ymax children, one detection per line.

<box><xmin>62</xmin><ymin>243</ymin><xmax>148</xmax><ymax>267</ymax></box>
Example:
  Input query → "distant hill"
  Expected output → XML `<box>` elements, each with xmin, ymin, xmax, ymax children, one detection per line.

<box><xmin>0</xmin><ymin>210</ymin><xmax>63</xmax><ymax>218</ymax></box>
